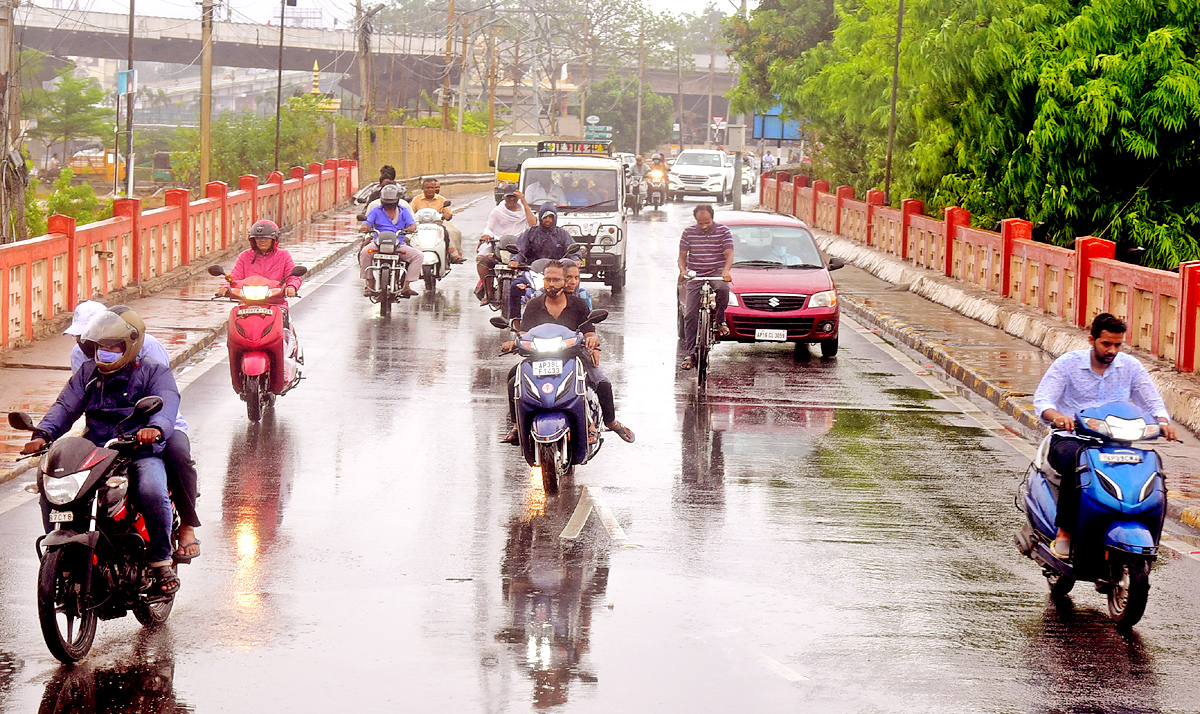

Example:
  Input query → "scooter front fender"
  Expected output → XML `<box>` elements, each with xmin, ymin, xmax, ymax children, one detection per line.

<box><xmin>1104</xmin><ymin>520</ymin><xmax>1157</xmax><ymax>555</ymax></box>
<box><xmin>531</xmin><ymin>413</ymin><xmax>571</xmax><ymax>444</ymax></box>
<box><xmin>241</xmin><ymin>351</ymin><xmax>270</xmax><ymax>377</ymax></box>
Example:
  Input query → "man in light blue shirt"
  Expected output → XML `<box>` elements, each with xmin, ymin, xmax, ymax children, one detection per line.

<box><xmin>1032</xmin><ymin>313</ymin><xmax>1176</xmax><ymax>558</ymax></box>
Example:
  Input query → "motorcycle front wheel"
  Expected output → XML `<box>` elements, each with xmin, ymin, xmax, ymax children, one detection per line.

<box><xmin>696</xmin><ymin>308</ymin><xmax>712</xmax><ymax>391</ymax></box>
<box><xmin>1108</xmin><ymin>557</ymin><xmax>1151</xmax><ymax>628</ymax></box>
<box><xmin>536</xmin><ymin>440</ymin><xmax>573</xmax><ymax>496</ymax></box>
<box><xmin>246</xmin><ymin>374</ymin><xmax>264</xmax><ymax>422</ymax></box>
<box><xmin>379</xmin><ymin>265</ymin><xmax>392</xmax><ymax>318</ymax></box>
<box><xmin>423</xmin><ymin>264</ymin><xmax>436</xmax><ymax>292</ymax></box>
<box><xmin>38</xmin><ymin>547</ymin><xmax>98</xmax><ymax>663</ymax></box>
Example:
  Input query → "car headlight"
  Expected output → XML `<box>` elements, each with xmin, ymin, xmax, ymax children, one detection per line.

<box><xmin>43</xmin><ymin>470</ymin><xmax>90</xmax><ymax>506</ymax></box>
<box><xmin>532</xmin><ymin>336</ymin><xmax>565</xmax><ymax>353</ymax></box>
<box><xmin>728</xmin><ymin>292</ymin><xmax>739</xmax><ymax>307</ymax></box>
<box><xmin>241</xmin><ymin>285</ymin><xmax>271</xmax><ymax>301</ymax></box>
<box><xmin>808</xmin><ymin>290</ymin><xmax>837</xmax><ymax>308</ymax></box>
<box><xmin>563</xmin><ymin>225</ymin><xmax>582</xmax><ymax>237</ymax></box>
<box><xmin>597</xmin><ymin>226</ymin><xmax>619</xmax><ymax>246</ymax></box>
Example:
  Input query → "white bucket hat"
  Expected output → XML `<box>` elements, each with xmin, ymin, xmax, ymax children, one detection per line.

<box><xmin>63</xmin><ymin>300</ymin><xmax>107</xmax><ymax>336</ymax></box>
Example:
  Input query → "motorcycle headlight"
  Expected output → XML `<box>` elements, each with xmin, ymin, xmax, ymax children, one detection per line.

<box><xmin>1104</xmin><ymin>415</ymin><xmax>1148</xmax><ymax>442</ymax></box>
<box><xmin>43</xmin><ymin>470</ymin><xmax>90</xmax><ymax>506</ymax></box>
<box><xmin>808</xmin><ymin>290</ymin><xmax>837</xmax><ymax>308</ymax></box>
<box><xmin>241</xmin><ymin>285</ymin><xmax>271</xmax><ymax>301</ymax></box>
<box><xmin>532</xmin><ymin>336</ymin><xmax>565</xmax><ymax>353</ymax></box>
<box><xmin>563</xmin><ymin>225</ymin><xmax>582</xmax><ymax>237</ymax></box>
<box><xmin>650</xmin><ymin>170</ymin><xmax>665</xmax><ymax>178</ymax></box>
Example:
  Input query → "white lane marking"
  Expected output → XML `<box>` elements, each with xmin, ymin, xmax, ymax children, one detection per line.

<box><xmin>757</xmin><ymin>652</ymin><xmax>810</xmax><ymax>682</ymax></box>
<box><xmin>1159</xmin><ymin>538</ymin><xmax>1200</xmax><ymax>563</ymax></box>
<box><xmin>0</xmin><ymin>488</ymin><xmax>35</xmax><ymax>516</ymax></box>
<box><xmin>559</xmin><ymin>485</ymin><xmax>627</xmax><ymax>542</ymax></box>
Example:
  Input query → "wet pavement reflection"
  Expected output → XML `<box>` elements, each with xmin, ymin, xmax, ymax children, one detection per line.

<box><xmin>1</xmin><ymin>194</ymin><xmax>1200</xmax><ymax>711</ymax></box>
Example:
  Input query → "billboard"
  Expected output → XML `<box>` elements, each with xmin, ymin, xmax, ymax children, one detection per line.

<box><xmin>752</xmin><ymin>107</ymin><xmax>803</xmax><ymax>141</ymax></box>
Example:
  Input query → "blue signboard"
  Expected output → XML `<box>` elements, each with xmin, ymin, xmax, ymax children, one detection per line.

<box><xmin>753</xmin><ymin>107</ymin><xmax>803</xmax><ymax>141</ymax></box>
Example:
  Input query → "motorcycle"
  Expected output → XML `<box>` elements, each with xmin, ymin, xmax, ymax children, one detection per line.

<box><xmin>8</xmin><ymin>398</ymin><xmax>180</xmax><ymax>663</ymax></box>
<box><xmin>481</xmin><ymin>234</ymin><xmax>521</xmax><ymax>319</ymax></box>
<box><xmin>208</xmin><ymin>264</ymin><xmax>307</xmax><ymax>421</ymax></box>
<box><xmin>643</xmin><ymin>168</ymin><xmax>668</xmax><ymax>209</ymax></box>
<box><xmin>411</xmin><ymin>202</ymin><xmax>453</xmax><ymax>291</ymax></box>
<box><xmin>491</xmin><ymin>310</ymin><xmax>609</xmax><ymax>494</ymax></box>
<box><xmin>1015</xmin><ymin>401</ymin><xmax>1167</xmax><ymax>628</ymax></box>
<box><xmin>358</xmin><ymin>226</ymin><xmax>409</xmax><ymax>318</ymax></box>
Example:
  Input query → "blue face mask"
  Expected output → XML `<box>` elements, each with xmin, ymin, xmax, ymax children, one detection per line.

<box><xmin>96</xmin><ymin>349</ymin><xmax>124</xmax><ymax>364</ymax></box>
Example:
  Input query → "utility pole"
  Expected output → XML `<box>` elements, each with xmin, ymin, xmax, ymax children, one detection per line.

<box><xmin>731</xmin><ymin>0</ymin><xmax>747</xmax><ymax>210</ymax></box>
<box><xmin>441</xmin><ymin>0</ymin><xmax>455</xmax><ymax>130</ymax></box>
<box><xmin>634</xmin><ymin>22</ymin><xmax>644</xmax><ymax>155</ymax></box>
<box><xmin>676</xmin><ymin>40</ymin><xmax>685</xmax><ymax>152</ymax></box>
<box><xmin>511</xmin><ymin>35</ymin><xmax>520</xmax><ymax>132</ymax></box>
<box><xmin>579</xmin><ymin>14</ymin><xmax>588</xmax><ymax>130</ymax></box>
<box><xmin>200</xmin><ymin>0</ymin><xmax>214</xmax><ymax>187</ymax></box>
<box><xmin>487</xmin><ymin>29</ymin><xmax>496</xmax><ymax>147</ymax></box>
<box><xmin>125</xmin><ymin>0</ymin><xmax>135</xmax><ymax>196</ymax></box>
<box><xmin>456</xmin><ymin>18</ymin><xmax>468</xmax><ymax>132</ymax></box>
<box><xmin>273</xmin><ymin>0</ymin><xmax>286</xmax><ymax>172</ymax></box>
<box><xmin>884</xmin><ymin>0</ymin><xmax>906</xmax><ymax>204</ymax></box>
<box><xmin>0</xmin><ymin>0</ymin><xmax>25</xmax><ymax>242</ymax></box>
<box><xmin>706</xmin><ymin>30</ymin><xmax>715</xmax><ymax>149</ymax></box>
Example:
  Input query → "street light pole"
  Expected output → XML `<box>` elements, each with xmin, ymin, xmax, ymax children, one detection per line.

<box><xmin>731</xmin><ymin>0</ymin><xmax>747</xmax><ymax>211</ymax></box>
<box><xmin>274</xmin><ymin>0</ymin><xmax>286</xmax><ymax>172</ymax></box>
<box><xmin>125</xmin><ymin>0</ymin><xmax>135</xmax><ymax>197</ymax></box>
<box><xmin>200</xmin><ymin>0</ymin><xmax>213</xmax><ymax>187</ymax></box>
<box><xmin>442</xmin><ymin>0</ymin><xmax>455</xmax><ymax>130</ymax></box>
<box><xmin>884</xmin><ymin>0</ymin><xmax>905</xmax><ymax>205</ymax></box>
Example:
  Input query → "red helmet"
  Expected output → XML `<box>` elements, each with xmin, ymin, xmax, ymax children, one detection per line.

<box><xmin>249</xmin><ymin>219</ymin><xmax>280</xmax><ymax>253</ymax></box>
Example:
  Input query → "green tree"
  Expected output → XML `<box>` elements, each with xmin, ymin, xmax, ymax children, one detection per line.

<box><xmin>725</xmin><ymin>0</ymin><xmax>839</xmax><ymax>114</ymax></box>
<box><xmin>585</xmin><ymin>75</ymin><xmax>674</xmax><ymax>153</ymax></box>
<box><xmin>45</xmin><ymin>168</ymin><xmax>111</xmax><ymax>226</ymax></box>
<box><xmin>26</xmin><ymin>67</ymin><xmax>114</xmax><ymax>163</ymax></box>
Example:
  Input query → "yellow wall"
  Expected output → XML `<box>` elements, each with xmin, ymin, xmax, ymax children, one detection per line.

<box><xmin>359</xmin><ymin>126</ymin><xmax>493</xmax><ymax>180</ymax></box>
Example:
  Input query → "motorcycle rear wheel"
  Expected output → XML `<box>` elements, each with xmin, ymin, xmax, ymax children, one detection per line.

<box><xmin>134</xmin><ymin>594</ymin><xmax>174</xmax><ymax>627</ymax></box>
<box><xmin>1108</xmin><ymin>557</ymin><xmax>1151</xmax><ymax>628</ymax></box>
<box><xmin>38</xmin><ymin>548</ymin><xmax>98</xmax><ymax>663</ymax></box>
<box><xmin>379</xmin><ymin>266</ymin><xmax>392</xmax><ymax>318</ymax></box>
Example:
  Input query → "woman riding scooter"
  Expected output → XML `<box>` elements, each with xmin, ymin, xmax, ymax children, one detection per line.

<box><xmin>222</xmin><ymin>219</ymin><xmax>304</xmax><ymax>373</ymax></box>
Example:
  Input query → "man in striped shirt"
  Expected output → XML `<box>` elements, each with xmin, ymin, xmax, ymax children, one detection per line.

<box><xmin>678</xmin><ymin>203</ymin><xmax>734</xmax><ymax>369</ymax></box>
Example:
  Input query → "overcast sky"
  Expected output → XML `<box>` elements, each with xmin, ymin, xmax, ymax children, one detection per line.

<box><xmin>69</xmin><ymin>0</ymin><xmax>727</xmax><ymax>28</ymax></box>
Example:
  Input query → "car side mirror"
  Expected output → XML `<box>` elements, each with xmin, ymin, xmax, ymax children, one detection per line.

<box><xmin>356</xmin><ymin>213</ymin><xmax>368</xmax><ymax>222</ymax></box>
<box><xmin>489</xmin><ymin>159</ymin><xmax>496</xmax><ymax>167</ymax></box>
<box><xmin>132</xmin><ymin>396</ymin><xmax>164</xmax><ymax>420</ymax></box>
<box><xmin>291</xmin><ymin>265</ymin><xmax>308</xmax><ymax>277</ymax></box>
<box><xmin>586</xmin><ymin>309</ymin><xmax>609</xmax><ymax>324</ymax></box>
<box><xmin>207</xmin><ymin>265</ymin><xmax>225</xmax><ymax>277</ymax></box>
<box><xmin>8</xmin><ymin>411</ymin><xmax>35</xmax><ymax>432</ymax></box>
<box><xmin>828</xmin><ymin>257</ymin><xmax>845</xmax><ymax>271</ymax></box>
<box><xmin>489</xmin><ymin>316</ymin><xmax>509</xmax><ymax>329</ymax></box>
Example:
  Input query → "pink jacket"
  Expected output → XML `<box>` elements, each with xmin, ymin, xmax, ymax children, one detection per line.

<box><xmin>230</xmin><ymin>247</ymin><xmax>302</xmax><ymax>292</ymax></box>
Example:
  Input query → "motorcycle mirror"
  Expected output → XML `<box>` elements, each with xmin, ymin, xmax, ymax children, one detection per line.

<box><xmin>442</xmin><ymin>199</ymin><xmax>452</xmax><ymax>207</ymax></box>
<box><xmin>828</xmin><ymin>257</ymin><xmax>845</xmax><ymax>271</ymax></box>
<box><xmin>132</xmin><ymin>396</ymin><xmax>164</xmax><ymax>419</ymax></box>
<box><xmin>489</xmin><ymin>317</ymin><xmax>510</xmax><ymax>329</ymax></box>
<box><xmin>8</xmin><ymin>411</ymin><xmax>35</xmax><ymax>432</ymax></box>
<box><xmin>207</xmin><ymin>265</ymin><xmax>225</xmax><ymax>277</ymax></box>
<box><xmin>291</xmin><ymin>265</ymin><xmax>309</xmax><ymax>277</ymax></box>
<box><xmin>356</xmin><ymin>213</ymin><xmax>368</xmax><ymax>222</ymax></box>
<box><xmin>489</xmin><ymin>159</ymin><xmax>496</xmax><ymax>167</ymax></box>
<box><xmin>565</xmin><ymin>242</ymin><xmax>584</xmax><ymax>255</ymax></box>
<box><xmin>586</xmin><ymin>309</ymin><xmax>609</xmax><ymax>324</ymax></box>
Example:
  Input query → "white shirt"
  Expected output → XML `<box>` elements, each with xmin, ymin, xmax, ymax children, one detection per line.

<box><xmin>1032</xmin><ymin>349</ymin><xmax>1169</xmax><ymax>423</ymax></box>
<box><xmin>524</xmin><ymin>183</ymin><xmax>566</xmax><ymax>208</ymax></box>
<box><xmin>482</xmin><ymin>203</ymin><xmax>533</xmax><ymax>240</ymax></box>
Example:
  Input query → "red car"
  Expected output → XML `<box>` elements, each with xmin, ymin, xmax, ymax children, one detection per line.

<box><xmin>678</xmin><ymin>211</ymin><xmax>844</xmax><ymax>357</ymax></box>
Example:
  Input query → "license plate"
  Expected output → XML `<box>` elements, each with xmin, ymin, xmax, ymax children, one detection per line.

<box><xmin>238</xmin><ymin>307</ymin><xmax>272</xmax><ymax>316</ymax></box>
<box><xmin>533</xmin><ymin>359</ymin><xmax>563</xmax><ymax>377</ymax></box>
<box><xmin>754</xmin><ymin>329</ymin><xmax>787</xmax><ymax>342</ymax></box>
<box><xmin>48</xmin><ymin>510</ymin><xmax>73</xmax><ymax>523</ymax></box>
<box><xmin>1099</xmin><ymin>452</ymin><xmax>1142</xmax><ymax>464</ymax></box>
<box><xmin>374</xmin><ymin>254</ymin><xmax>399</xmax><ymax>261</ymax></box>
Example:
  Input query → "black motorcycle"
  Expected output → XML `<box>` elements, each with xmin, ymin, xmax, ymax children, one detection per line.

<box><xmin>9</xmin><ymin>397</ymin><xmax>181</xmax><ymax>663</ymax></box>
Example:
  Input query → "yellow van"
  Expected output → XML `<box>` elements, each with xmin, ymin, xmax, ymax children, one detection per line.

<box><xmin>490</xmin><ymin>133</ymin><xmax>543</xmax><ymax>202</ymax></box>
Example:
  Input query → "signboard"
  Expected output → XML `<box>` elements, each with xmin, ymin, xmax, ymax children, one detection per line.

<box><xmin>712</xmin><ymin>116</ymin><xmax>724</xmax><ymax>124</ymax></box>
<box><xmin>585</xmin><ymin>115</ymin><xmax>600</xmax><ymax>125</ymax></box>
<box><xmin>116</xmin><ymin>69</ymin><xmax>138</xmax><ymax>95</ymax></box>
<box><xmin>537</xmin><ymin>140</ymin><xmax>613</xmax><ymax>157</ymax></box>
<box><xmin>752</xmin><ymin>106</ymin><xmax>803</xmax><ymax>141</ymax></box>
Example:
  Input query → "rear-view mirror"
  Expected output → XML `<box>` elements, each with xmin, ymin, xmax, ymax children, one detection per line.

<box><xmin>8</xmin><ymin>411</ymin><xmax>35</xmax><ymax>432</ymax></box>
<box><xmin>132</xmin><ymin>396</ymin><xmax>164</xmax><ymax>420</ymax></box>
<box><xmin>356</xmin><ymin>213</ymin><xmax>368</xmax><ymax>222</ymax></box>
<box><xmin>207</xmin><ymin>265</ymin><xmax>225</xmax><ymax>277</ymax></box>
<box><xmin>586</xmin><ymin>309</ymin><xmax>609</xmax><ymax>324</ymax></box>
<box><xmin>291</xmin><ymin>265</ymin><xmax>308</xmax><ymax>277</ymax></box>
<box><xmin>828</xmin><ymin>257</ymin><xmax>845</xmax><ymax>271</ymax></box>
<box><xmin>442</xmin><ymin>199</ymin><xmax>452</xmax><ymax>207</ymax></box>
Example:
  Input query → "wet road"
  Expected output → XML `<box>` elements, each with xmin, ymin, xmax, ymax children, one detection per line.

<box><xmin>3</xmin><ymin>196</ymin><xmax>1200</xmax><ymax>712</ymax></box>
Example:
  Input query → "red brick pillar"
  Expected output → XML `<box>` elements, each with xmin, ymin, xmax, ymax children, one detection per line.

<box><xmin>811</xmin><ymin>180</ymin><xmax>830</xmax><ymax>229</ymax></box>
<box><xmin>944</xmin><ymin>206</ymin><xmax>971</xmax><ymax>277</ymax></box>
<box><xmin>792</xmin><ymin>175</ymin><xmax>808</xmax><ymax>217</ymax></box>
<box><xmin>268</xmin><ymin>171</ymin><xmax>285</xmax><ymax>227</ymax></box>
<box><xmin>1178</xmin><ymin>261</ymin><xmax>1200</xmax><ymax>371</ymax></box>
<box><xmin>999</xmin><ymin>218</ymin><xmax>1032</xmax><ymax>297</ymax></box>
<box><xmin>165</xmin><ymin>188</ymin><xmax>191</xmax><ymax>267</ymax></box>
<box><xmin>834</xmin><ymin>185</ymin><xmax>854</xmax><ymax>236</ymax></box>
<box><xmin>238</xmin><ymin>175</ymin><xmax>259</xmax><ymax>223</ymax></box>
<box><xmin>1074</xmin><ymin>236</ymin><xmax>1116</xmax><ymax>327</ymax></box>
<box><xmin>899</xmin><ymin>198</ymin><xmax>924</xmax><ymax>261</ymax></box>
<box><xmin>865</xmin><ymin>190</ymin><xmax>885</xmax><ymax>246</ymax></box>
<box><xmin>112</xmin><ymin>197</ymin><xmax>141</xmax><ymax>286</ymax></box>
<box><xmin>51</xmin><ymin>215</ymin><xmax>78</xmax><ymax>311</ymax></box>
<box><xmin>774</xmin><ymin>172</ymin><xmax>791</xmax><ymax>214</ymax></box>
<box><xmin>205</xmin><ymin>181</ymin><xmax>229</xmax><ymax>251</ymax></box>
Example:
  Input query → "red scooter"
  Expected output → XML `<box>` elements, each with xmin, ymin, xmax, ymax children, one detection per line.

<box><xmin>208</xmin><ymin>264</ymin><xmax>307</xmax><ymax>421</ymax></box>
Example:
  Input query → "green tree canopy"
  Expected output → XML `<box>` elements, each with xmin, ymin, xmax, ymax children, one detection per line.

<box><xmin>584</xmin><ymin>75</ymin><xmax>674</xmax><ymax>153</ymax></box>
<box><xmin>26</xmin><ymin>66</ymin><xmax>114</xmax><ymax>160</ymax></box>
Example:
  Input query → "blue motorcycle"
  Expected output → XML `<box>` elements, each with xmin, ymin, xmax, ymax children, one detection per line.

<box><xmin>492</xmin><ymin>311</ymin><xmax>608</xmax><ymax>494</ymax></box>
<box><xmin>1016</xmin><ymin>402</ymin><xmax>1167</xmax><ymax>628</ymax></box>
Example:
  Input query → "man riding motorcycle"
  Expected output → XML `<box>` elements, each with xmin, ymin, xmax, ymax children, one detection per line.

<box><xmin>508</xmin><ymin>203</ymin><xmax>582</xmax><ymax>328</ymax></box>
<box><xmin>1032</xmin><ymin>312</ymin><xmax>1176</xmax><ymax>559</ymax></box>
<box><xmin>22</xmin><ymin>308</ymin><xmax>183</xmax><ymax>598</ymax></box>
<box><xmin>476</xmin><ymin>182</ymin><xmax>536</xmax><ymax>305</ymax></box>
<box><xmin>409</xmin><ymin>177</ymin><xmax>465</xmax><ymax>264</ymax></box>
<box><xmin>65</xmin><ymin>302</ymin><xmax>201</xmax><ymax>562</ymax></box>
<box><xmin>501</xmin><ymin>259</ymin><xmax>634</xmax><ymax>445</ymax></box>
<box><xmin>359</xmin><ymin>184</ymin><xmax>422</xmax><ymax>298</ymax></box>
<box><xmin>634</xmin><ymin>155</ymin><xmax>648</xmax><ymax>178</ymax></box>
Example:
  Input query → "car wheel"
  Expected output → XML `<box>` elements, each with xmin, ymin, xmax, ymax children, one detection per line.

<box><xmin>820</xmin><ymin>338</ymin><xmax>839</xmax><ymax>358</ymax></box>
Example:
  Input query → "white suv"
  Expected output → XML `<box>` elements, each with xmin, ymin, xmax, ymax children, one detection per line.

<box><xmin>668</xmin><ymin>149</ymin><xmax>735</xmax><ymax>203</ymax></box>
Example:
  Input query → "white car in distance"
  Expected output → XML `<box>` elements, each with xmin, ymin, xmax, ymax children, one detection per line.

<box><xmin>668</xmin><ymin>149</ymin><xmax>735</xmax><ymax>203</ymax></box>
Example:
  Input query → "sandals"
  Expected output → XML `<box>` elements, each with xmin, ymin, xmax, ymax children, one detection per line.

<box><xmin>680</xmin><ymin>356</ymin><xmax>695</xmax><ymax>370</ymax></box>
<box><xmin>1051</xmin><ymin>536</ymin><xmax>1071</xmax><ymax>560</ymax></box>
<box><xmin>147</xmin><ymin>565</ymin><xmax>180</xmax><ymax>600</ymax></box>
<box><xmin>718</xmin><ymin>323</ymin><xmax>730</xmax><ymax>337</ymax></box>
<box><xmin>607</xmin><ymin>421</ymin><xmax>636</xmax><ymax>443</ymax></box>
<box><xmin>501</xmin><ymin>426</ymin><xmax>520</xmax><ymax>445</ymax></box>
<box><xmin>173</xmin><ymin>538</ymin><xmax>201</xmax><ymax>564</ymax></box>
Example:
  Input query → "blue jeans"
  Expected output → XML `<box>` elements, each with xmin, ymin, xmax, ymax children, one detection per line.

<box><xmin>40</xmin><ymin>456</ymin><xmax>173</xmax><ymax>563</ymax></box>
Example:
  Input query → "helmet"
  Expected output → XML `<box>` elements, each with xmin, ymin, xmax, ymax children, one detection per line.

<box><xmin>249</xmin><ymin>220</ymin><xmax>280</xmax><ymax>254</ymax></box>
<box><xmin>80</xmin><ymin>308</ymin><xmax>145</xmax><ymax>374</ymax></box>
<box><xmin>380</xmin><ymin>184</ymin><xmax>402</xmax><ymax>207</ymax></box>
<box><xmin>651</xmin><ymin>153</ymin><xmax>664</xmax><ymax>162</ymax></box>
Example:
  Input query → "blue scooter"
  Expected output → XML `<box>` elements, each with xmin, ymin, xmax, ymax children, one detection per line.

<box><xmin>1015</xmin><ymin>402</ymin><xmax>1167</xmax><ymax>628</ymax></box>
<box><xmin>492</xmin><ymin>311</ymin><xmax>608</xmax><ymax>494</ymax></box>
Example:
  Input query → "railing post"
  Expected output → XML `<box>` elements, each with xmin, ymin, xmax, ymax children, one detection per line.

<box><xmin>268</xmin><ymin>171</ymin><xmax>285</xmax><ymax>227</ymax></box>
<box><xmin>1176</xmin><ymin>262</ymin><xmax>1200</xmax><ymax>371</ymax></box>
<box><xmin>49</xmin><ymin>215</ymin><xmax>79</xmax><ymax>310</ymax></box>
<box><xmin>165</xmin><ymin>188</ymin><xmax>191</xmax><ymax>267</ymax></box>
<box><xmin>759</xmin><ymin>171</ymin><xmax>769</xmax><ymax>204</ymax></box>
<box><xmin>792</xmin><ymin>175</ymin><xmax>808</xmax><ymax>217</ymax></box>
<box><xmin>238</xmin><ymin>175</ymin><xmax>259</xmax><ymax>224</ymax></box>
<box><xmin>774</xmin><ymin>171</ymin><xmax>791</xmax><ymax>213</ymax></box>
<box><xmin>309</xmin><ymin>162</ymin><xmax>324</xmax><ymax>212</ymax></box>
<box><xmin>325</xmin><ymin>159</ymin><xmax>340</xmax><ymax>204</ymax></box>
<box><xmin>1074</xmin><ymin>235</ymin><xmax>1116</xmax><ymax>327</ymax></box>
<box><xmin>112</xmin><ymin>197</ymin><xmax>141</xmax><ymax>286</ymax></box>
<box><xmin>899</xmin><ymin>199</ymin><xmax>923</xmax><ymax>262</ymax></box>
<box><xmin>205</xmin><ymin>181</ymin><xmax>229</xmax><ymax>251</ymax></box>
<box><xmin>999</xmin><ymin>218</ymin><xmax>1031</xmax><ymax>297</ymax></box>
<box><xmin>811</xmin><ymin>180</ymin><xmax>829</xmax><ymax>228</ymax></box>
<box><xmin>944</xmin><ymin>206</ymin><xmax>970</xmax><ymax>278</ymax></box>
<box><xmin>834</xmin><ymin>185</ymin><xmax>854</xmax><ymax>236</ymax></box>
<box><xmin>865</xmin><ymin>190</ymin><xmax>885</xmax><ymax>246</ymax></box>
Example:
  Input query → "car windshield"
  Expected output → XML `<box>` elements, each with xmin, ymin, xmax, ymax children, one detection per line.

<box><xmin>522</xmin><ymin>168</ymin><xmax>620</xmax><ymax>211</ymax></box>
<box><xmin>730</xmin><ymin>225</ymin><xmax>824</xmax><ymax>267</ymax></box>
<box><xmin>496</xmin><ymin>145</ymin><xmax>539</xmax><ymax>174</ymax></box>
<box><xmin>675</xmin><ymin>153</ymin><xmax>723</xmax><ymax>167</ymax></box>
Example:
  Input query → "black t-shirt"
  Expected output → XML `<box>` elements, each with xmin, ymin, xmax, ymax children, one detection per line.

<box><xmin>522</xmin><ymin>294</ymin><xmax>594</xmax><ymax>334</ymax></box>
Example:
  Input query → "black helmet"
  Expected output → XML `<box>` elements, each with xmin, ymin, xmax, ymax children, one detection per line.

<box><xmin>249</xmin><ymin>219</ymin><xmax>280</xmax><ymax>254</ymax></box>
